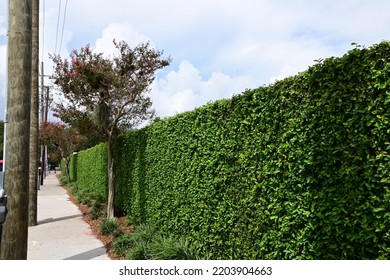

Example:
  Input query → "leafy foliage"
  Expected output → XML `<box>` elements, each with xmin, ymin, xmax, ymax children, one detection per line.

<box><xmin>50</xmin><ymin>40</ymin><xmax>171</xmax><ymax>218</ymax></box>
<box><xmin>112</xmin><ymin>224</ymin><xmax>200</xmax><ymax>260</ymax></box>
<box><xmin>50</xmin><ymin>41</ymin><xmax>171</xmax><ymax>137</ymax></box>
<box><xmin>74</xmin><ymin>41</ymin><xmax>390</xmax><ymax>259</ymax></box>
<box><xmin>75</xmin><ymin>143</ymin><xmax>108</xmax><ymax>203</ymax></box>
<box><xmin>89</xmin><ymin>198</ymin><xmax>104</xmax><ymax>220</ymax></box>
<box><xmin>40</xmin><ymin>121</ymin><xmax>83</xmax><ymax>183</ymax></box>
<box><xmin>99</xmin><ymin>218</ymin><xmax>122</xmax><ymax>237</ymax></box>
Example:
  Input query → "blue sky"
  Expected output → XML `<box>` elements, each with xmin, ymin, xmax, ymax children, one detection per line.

<box><xmin>0</xmin><ymin>0</ymin><xmax>390</xmax><ymax>121</ymax></box>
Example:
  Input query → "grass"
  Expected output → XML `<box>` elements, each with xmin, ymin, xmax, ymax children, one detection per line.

<box><xmin>111</xmin><ymin>223</ymin><xmax>201</xmax><ymax>260</ymax></box>
<box><xmin>99</xmin><ymin>218</ymin><xmax>122</xmax><ymax>237</ymax></box>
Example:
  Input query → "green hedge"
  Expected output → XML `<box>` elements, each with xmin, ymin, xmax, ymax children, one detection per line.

<box><xmin>114</xmin><ymin>128</ymin><xmax>149</xmax><ymax>223</ymax></box>
<box><xmin>76</xmin><ymin>143</ymin><xmax>108</xmax><ymax>201</ymax></box>
<box><xmin>78</xmin><ymin>41</ymin><xmax>390</xmax><ymax>259</ymax></box>
<box><xmin>69</xmin><ymin>153</ymin><xmax>78</xmax><ymax>182</ymax></box>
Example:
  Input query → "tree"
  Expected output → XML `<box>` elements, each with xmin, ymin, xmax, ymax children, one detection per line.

<box><xmin>0</xmin><ymin>0</ymin><xmax>32</xmax><ymax>260</ymax></box>
<box><xmin>39</xmin><ymin>121</ymin><xmax>82</xmax><ymax>184</ymax></box>
<box><xmin>50</xmin><ymin>40</ymin><xmax>171</xmax><ymax>218</ymax></box>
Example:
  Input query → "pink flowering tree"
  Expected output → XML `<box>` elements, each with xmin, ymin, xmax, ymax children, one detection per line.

<box><xmin>50</xmin><ymin>40</ymin><xmax>171</xmax><ymax>218</ymax></box>
<box><xmin>39</xmin><ymin>121</ymin><xmax>83</xmax><ymax>184</ymax></box>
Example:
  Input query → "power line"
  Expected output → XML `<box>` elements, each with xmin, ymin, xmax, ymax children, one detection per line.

<box><xmin>59</xmin><ymin>0</ymin><xmax>69</xmax><ymax>54</ymax></box>
<box><xmin>40</xmin><ymin>0</ymin><xmax>45</xmax><ymax>62</ymax></box>
<box><xmin>54</xmin><ymin>0</ymin><xmax>62</xmax><ymax>55</ymax></box>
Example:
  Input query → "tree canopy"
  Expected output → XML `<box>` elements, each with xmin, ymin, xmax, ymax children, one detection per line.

<box><xmin>51</xmin><ymin>40</ymin><xmax>171</xmax><ymax>138</ymax></box>
<box><xmin>50</xmin><ymin>40</ymin><xmax>171</xmax><ymax>218</ymax></box>
<box><xmin>40</xmin><ymin>121</ymin><xmax>82</xmax><ymax>183</ymax></box>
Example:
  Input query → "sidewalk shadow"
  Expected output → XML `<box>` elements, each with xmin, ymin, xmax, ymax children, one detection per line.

<box><xmin>38</xmin><ymin>214</ymin><xmax>83</xmax><ymax>225</ymax></box>
<box><xmin>63</xmin><ymin>247</ymin><xmax>108</xmax><ymax>260</ymax></box>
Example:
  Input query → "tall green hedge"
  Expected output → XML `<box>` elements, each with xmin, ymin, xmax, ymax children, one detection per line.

<box><xmin>60</xmin><ymin>155</ymin><xmax>78</xmax><ymax>182</ymax></box>
<box><xmin>69</xmin><ymin>153</ymin><xmax>78</xmax><ymax>182</ymax></box>
<box><xmin>76</xmin><ymin>143</ymin><xmax>108</xmax><ymax>201</ymax></box>
<box><xmin>78</xmin><ymin>42</ymin><xmax>390</xmax><ymax>259</ymax></box>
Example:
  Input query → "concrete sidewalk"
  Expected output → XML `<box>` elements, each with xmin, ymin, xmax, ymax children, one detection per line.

<box><xmin>27</xmin><ymin>173</ymin><xmax>110</xmax><ymax>260</ymax></box>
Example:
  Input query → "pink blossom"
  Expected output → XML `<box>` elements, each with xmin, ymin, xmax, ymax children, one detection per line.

<box><xmin>67</xmin><ymin>71</ymin><xmax>76</xmax><ymax>78</ymax></box>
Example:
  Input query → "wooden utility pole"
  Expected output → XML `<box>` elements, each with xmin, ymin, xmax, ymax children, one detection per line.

<box><xmin>39</xmin><ymin>70</ymin><xmax>49</xmax><ymax>186</ymax></box>
<box><xmin>29</xmin><ymin>0</ymin><xmax>39</xmax><ymax>227</ymax></box>
<box><xmin>40</xmin><ymin>62</ymin><xmax>44</xmax><ymax>186</ymax></box>
<box><xmin>0</xmin><ymin>0</ymin><xmax>32</xmax><ymax>259</ymax></box>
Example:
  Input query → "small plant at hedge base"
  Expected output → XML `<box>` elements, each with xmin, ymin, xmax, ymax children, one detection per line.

<box><xmin>127</xmin><ymin>241</ymin><xmax>150</xmax><ymax>260</ymax></box>
<box><xmin>125</xmin><ymin>214</ymin><xmax>141</xmax><ymax>227</ymax></box>
<box><xmin>129</xmin><ymin>224</ymin><xmax>157</xmax><ymax>243</ymax></box>
<box><xmin>149</xmin><ymin>236</ymin><xmax>197</xmax><ymax>260</ymax></box>
<box><xmin>111</xmin><ymin>224</ymin><xmax>201</xmax><ymax>260</ymax></box>
<box><xmin>112</xmin><ymin>234</ymin><xmax>135</xmax><ymax>257</ymax></box>
<box><xmin>59</xmin><ymin>175</ymin><xmax>68</xmax><ymax>186</ymax></box>
<box><xmin>112</xmin><ymin>224</ymin><xmax>156</xmax><ymax>259</ymax></box>
<box><xmin>89</xmin><ymin>200</ymin><xmax>103</xmax><ymax>220</ymax></box>
<box><xmin>99</xmin><ymin>218</ymin><xmax>122</xmax><ymax>237</ymax></box>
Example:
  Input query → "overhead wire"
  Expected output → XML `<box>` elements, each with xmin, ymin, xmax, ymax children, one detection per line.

<box><xmin>40</xmin><ymin>0</ymin><xmax>45</xmax><ymax>62</ymax></box>
<box><xmin>54</xmin><ymin>0</ymin><xmax>62</xmax><ymax>55</ymax></box>
<box><xmin>59</xmin><ymin>0</ymin><xmax>69</xmax><ymax>54</ymax></box>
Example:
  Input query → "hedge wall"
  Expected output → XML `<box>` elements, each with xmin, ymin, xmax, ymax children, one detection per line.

<box><xmin>59</xmin><ymin>155</ymin><xmax>78</xmax><ymax>182</ymax></box>
<box><xmin>69</xmin><ymin>154</ymin><xmax>78</xmax><ymax>182</ymax></box>
<box><xmin>78</xmin><ymin>42</ymin><xmax>390</xmax><ymax>259</ymax></box>
<box><xmin>76</xmin><ymin>143</ymin><xmax>108</xmax><ymax>201</ymax></box>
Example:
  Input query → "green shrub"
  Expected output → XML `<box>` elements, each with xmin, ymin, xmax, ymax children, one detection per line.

<box><xmin>125</xmin><ymin>215</ymin><xmax>136</xmax><ymax>227</ymax></box>
<box><xmin>76</xmin><ymin>143</ymin><xmax>108</xmax><ymax>203</ymax></box>
<box><xmin>128</xmin><ymin>224</ymin><xmax>156</xmax><ymax>242</ymax></box>
<box><xmin>99</xmin><ymin>218</ymin><xmax>122</xmax><ymax>237</ymax></box>
<box><xmin>75</xmin><ymin>189</ymin><xmax>93</xmax><ymax>206</ymax></box>
<box><xmin>69</xmin><ymin>153</ymin><xmax>78</xmax><ymax>182</ymax></box>
<box><xmin>149</xmin><ymin>235</ymin><xmax>199</xmax><ymax>260</ymax></box>
<box><xmin>59</xmin><ymin>175</ymin><xmax>68</xmax><ymax>186</ymax></box>
<box><xmin>127</xmin><ymin>240</ymin><xmax>150</xmax><ymax>260</ymax></box>
<box><xmin>112</xmin><ymin>234</ymin><xmax>135</xmax><ymax>257</ymax></box>
<box><xmin>112</xmin><ymin>224</ymin><xmax>157</xmax><ymax>259</ymax></box>
<box><xmin>89</xmin><ymin>199</ymin><xmax>103</xmax><ymax>220</ymax></box>
<box><xmin>115</xmin><ymin>224</ymin><xmax>199</xmax><ymax>260</ymax></box>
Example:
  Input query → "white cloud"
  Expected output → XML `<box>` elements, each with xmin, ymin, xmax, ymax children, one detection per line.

<box><xmin>269</xmin><ymin>65</ymin><xmax>299</xmax><ymax>84</ymax></box>
<box><xmin>0</xmin><ymin>17</ymin><xmax>5</xmax><ymax>37</ymax></box>
<box><xmin>0</xmin><ymin>45</ymin><xmax>5</xmax><ymax>76</ymax></box>
<box><xmin>1</xmin><ymin>0</ymin><xmax>390</xmax><ymax>121</ymax></box>
<box><xmin>94</xmin><ymin>22</ymin><xmax>152</xmax><ymax>56</ymax></box>
<box><xmin>0</xmin><ymin>45</ymin><xmax>6</xmax><ymax>114</ymax></box>
<box><xmin>151</xmin><ymin>61</ymin><xmax>255</xmax><ymax>118</ymax></box>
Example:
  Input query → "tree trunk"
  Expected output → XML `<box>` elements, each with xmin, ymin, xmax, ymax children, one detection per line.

<box><xmin>28</xmin><ymin>0</ymin><xmax>39</xmax><ymax>227</ymax></box>
<box><xmin>107</xmin><ymin>136</ymin><xmax>115</xmax><ymax>219</ymax></box>
<box><xmin>0</xmin><ymin>0</ymin><xmax>32</xmax><ymax>260</ymax></box>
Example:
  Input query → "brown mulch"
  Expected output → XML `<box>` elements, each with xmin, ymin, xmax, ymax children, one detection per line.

<box><xmin>61</xmin><ymin>180</ymin><xmax>133</xmax><ymax>260</ymax></box>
